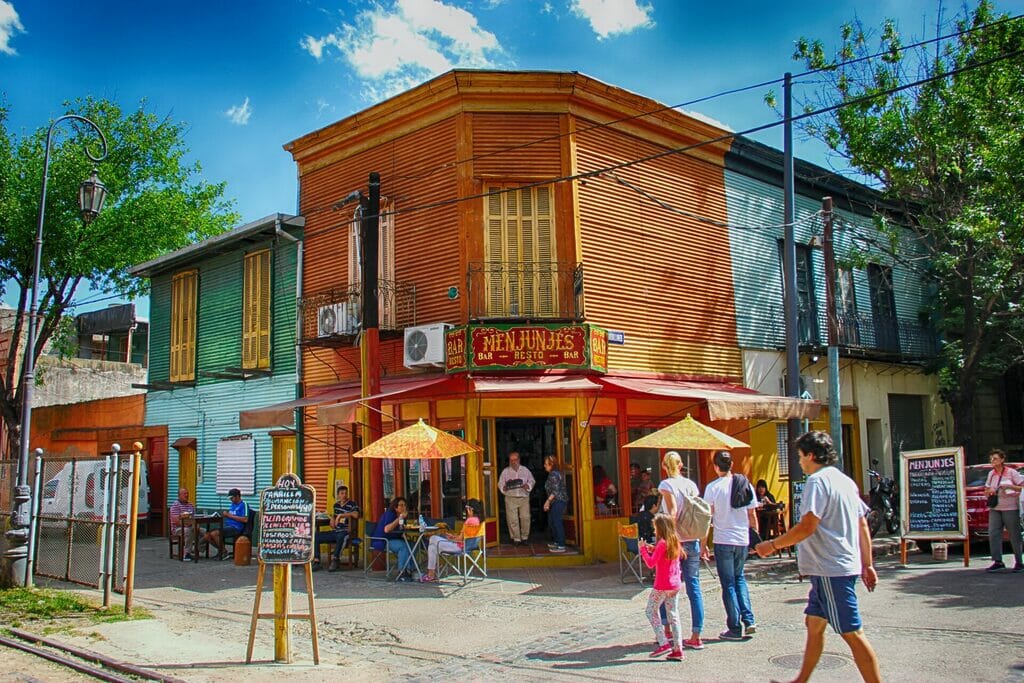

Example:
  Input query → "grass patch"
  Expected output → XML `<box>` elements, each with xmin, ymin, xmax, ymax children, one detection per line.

<box><xmin>0</xmin><ymin>587</ymin><xmax>151</xmax><ymax>630</ymax></box>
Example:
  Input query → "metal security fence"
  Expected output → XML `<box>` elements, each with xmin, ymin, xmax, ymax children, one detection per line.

<box><xmin>31</xmin><ymin>452</ymin><xmax>140</xmax><ymax>595</ymax></box>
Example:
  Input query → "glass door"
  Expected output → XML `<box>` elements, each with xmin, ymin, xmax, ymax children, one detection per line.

<box><xmin>480</xmin><ymin>418</ymin><xmax>499</xmax><ymax>547</ymax></box>
<box><xmin>557</xmin><ymin>417</ymin><xmax>579</xmax><ymax>546</ymax></box>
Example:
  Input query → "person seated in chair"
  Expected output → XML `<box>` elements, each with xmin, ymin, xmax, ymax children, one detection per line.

<box><xmin>754</xmin><ymin>479</ymin><xmax>785</xmax><ymax>540</ymax></box>
<box><xmin>169</xmin><ymin>488</ymin><xmax>197</xmax><ymax>561</ymax></box>
<box><xmin>418</xmin><ymin>499</ymin><xmax>483</xmax><ymax>583</ymax></box>
<box><xmin>204</xmin><ymin>488</ymin><xmax>248</xmax><ymax>557</ymax></box>
<box><xmin>312</xmin><ymin>484</ymin><xmax>361</xmax><ymax>572</ymax></box>
<box><xmin>637</xmin><ymin>494</ymin><xmax>660</xmax><ymax>543</ymax></box>
<box><xmin>378</xmin><ymin>497</ymin><xmax>416</xmax><ymax>581</ymax></box>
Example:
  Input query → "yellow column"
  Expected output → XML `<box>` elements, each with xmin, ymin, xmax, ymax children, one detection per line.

<box><xmin>273</xmin><ymin>565</ymin><xmax>291</xmax><ymax>662</ymax></box>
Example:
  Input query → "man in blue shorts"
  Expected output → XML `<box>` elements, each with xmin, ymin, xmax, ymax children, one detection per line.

<box><xmin>754</xmin><ymin>431</ymin><xmax>880</xmax><ymax>683</ymax></box>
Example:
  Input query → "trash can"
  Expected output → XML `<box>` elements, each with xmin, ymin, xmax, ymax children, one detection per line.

<box><xmin>931</xmin><ymin>541</ymin><xmax>948</xmax><ymax>561</ymax></box>
<box><xmin>234</xmin><ymin>535</ymin><xmax>252</xmax><ymax>566</ymax></box>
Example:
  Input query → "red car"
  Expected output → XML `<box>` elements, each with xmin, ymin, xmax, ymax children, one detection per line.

<box><xmin>965</xmin><ymin>463</ymin><xmax>1024</xmax><ymax>544</ymax></box>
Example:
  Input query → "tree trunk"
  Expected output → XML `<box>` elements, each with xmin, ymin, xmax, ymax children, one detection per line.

<box><xmin>949</xmin><ymin>390</ymin><xmax>977</xmax><ymax>464</ymax></box>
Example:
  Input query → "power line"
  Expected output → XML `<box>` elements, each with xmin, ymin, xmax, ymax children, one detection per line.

<box><xmin>303</xmin><ymin>44</ymin><xmax>1024</xmax><ymax>244</ymax></box>
<box><xmin>311</xmin><ymin>13</ymin><xmax>1023</xmax><ymax>200</ymax></box>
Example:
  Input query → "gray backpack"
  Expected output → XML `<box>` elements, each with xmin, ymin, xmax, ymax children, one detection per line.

<box><xmin>675</xmin><ymin>493</ymin><xmax>712</xmax><ymax>541</ymax></box>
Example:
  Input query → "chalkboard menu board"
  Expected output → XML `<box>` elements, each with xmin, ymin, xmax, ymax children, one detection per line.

<box><xmin>258</xmin><ymin>474</ymin><xmax>316</xmax><ymax>564</ymax></box>
<box><xmin>900</xmin><ymin>447</ymin><xmax>967</xmax><ymax>540</ymax></box>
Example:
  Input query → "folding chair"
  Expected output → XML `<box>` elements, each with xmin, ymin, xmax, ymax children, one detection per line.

<box><xmin>618</xmin><ymin>521</ymin><xmax>645</xmax><ymax>584</ymax></box>
<box><xmin>438</xmin><ymin>524</ymin><xmax>488</xmax><ymax>585</ymax></box>
<box><xmin>363</xmin><ymin>518</ymin><xmax>399</xmax><ymax>579</ymax></box>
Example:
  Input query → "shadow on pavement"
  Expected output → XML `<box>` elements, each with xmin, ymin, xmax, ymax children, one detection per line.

<box><xmin>525</xmin><ymin>642</ymin><xmax>654</xmax><ymax>670</ymax></box>
<box><xmin>890</xmin><ymin>565</ymin><xmax>1024</xmax><ymax>609</ymax></box>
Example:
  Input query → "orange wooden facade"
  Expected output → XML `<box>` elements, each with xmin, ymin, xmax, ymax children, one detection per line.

<box><xmin>286</xmin><ymin>71</ymin><xmax>747</xmax><ymax>561</ymax></box>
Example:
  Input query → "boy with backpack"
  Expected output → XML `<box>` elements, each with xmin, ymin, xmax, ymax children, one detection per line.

<box><xmin>703</xmin><ymin>450</ymin><xmax>759</xmax><ymax>641</ymax></box>
<box><xmin>657</xmin><ymin>450</ymin><xmax>711</xmax><ymax>650</ymax></box>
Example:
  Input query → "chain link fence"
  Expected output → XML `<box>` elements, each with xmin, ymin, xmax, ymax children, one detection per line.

<box><xmin>32</xmin><ymin>454</ymin><xmax>139</xmax><ymax>593</ymax></box>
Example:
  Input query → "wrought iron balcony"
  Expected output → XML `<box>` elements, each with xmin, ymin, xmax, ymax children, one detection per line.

<box><xmin>467</xmin><ymin>261</ymin><xmax>585</xmax><ymax>322</ymax></box>
<box><xmin>767</xmin><ymin>306</ymin><xmax>938</xmax><ymax>360</ymax></box>
<box><xmin>299</xmin><ymin>279</ymin><xmax>417</xmax><ymax>345</ymax></box>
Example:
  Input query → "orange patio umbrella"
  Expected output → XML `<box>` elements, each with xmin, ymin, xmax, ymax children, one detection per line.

<box><xmin>352</xmin><ymin>418</ymin><xmax>482</xmax><ymax>460</ymax></box>
<box><xmin>623</xmin><ymin>414</ymin><xmax>748</xmax><ymax>450</ymax></box>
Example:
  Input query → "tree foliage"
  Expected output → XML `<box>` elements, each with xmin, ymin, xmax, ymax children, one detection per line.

<box><xmin>789</xmin><ymin>1</ymin><xmax>1024</xmax><ymax>458</ymax></box>
<box><xmin>0</xmin><ymin>97</ymin><xmax>238</xmax><ymax>447</ymax></box>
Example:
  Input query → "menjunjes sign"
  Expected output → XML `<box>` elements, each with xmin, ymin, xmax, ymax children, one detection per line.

<box><xmin>899</xmin><ymin>446</ymin><xmax>968</xmax><ymax>540</ymax></box>
<box><xmin>445</xmin><ymin>323</ymin><xmax>608</xmax><ymax>373</ymax></box>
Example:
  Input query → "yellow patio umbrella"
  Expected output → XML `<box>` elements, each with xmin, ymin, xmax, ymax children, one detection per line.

<box><xmin>353</xmin><ymin>418</ymin><xmax>482</xmax><ymax>460</ymax></box>
<box><xmin>623</xmin><ymin>414</ymin><xmax>748</xmax><ymax>450</ymax></box>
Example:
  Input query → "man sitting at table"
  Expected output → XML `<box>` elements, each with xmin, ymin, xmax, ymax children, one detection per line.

<box><xmin>169</xmin><ymin>488</ymin><xmax>197</xmax><ymax>561</ymax></box>
<box><xmin>312</xmin><ymin>484</ymin><xmax>361</xmax><ymax>572</ymax></box>
<box><xmin>204</xmin><ymin>488</ymin><xmax>249</xmax><ymax>558</ymax></box>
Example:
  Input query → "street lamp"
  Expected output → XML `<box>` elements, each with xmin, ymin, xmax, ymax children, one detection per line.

<box><xmin>4</xmin><ymin>115</ymin><xmax>108</xmax><ymax>587</ymax></box>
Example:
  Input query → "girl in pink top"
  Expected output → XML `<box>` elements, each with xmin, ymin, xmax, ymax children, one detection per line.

<box><xmin>640</xmin><ymin>514</ymin><xmax>686</xmax><ymax>660</ymax></box>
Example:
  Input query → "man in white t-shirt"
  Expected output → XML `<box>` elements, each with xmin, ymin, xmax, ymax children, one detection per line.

<box><xmin>754</xmin><ymin>431</ymin><xmax>880</xmax><ymax>683</ymax></box>
<box><xmin>704</xmin><ymin>450</ymin><xmax>758</xmax><ymax>641</ymax></box>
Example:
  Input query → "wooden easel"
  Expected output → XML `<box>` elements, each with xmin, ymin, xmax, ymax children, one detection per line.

<box><xmin>245</xmin><ymin>560</ymin><xmax>319</xmax><ymax>664</ymax></box>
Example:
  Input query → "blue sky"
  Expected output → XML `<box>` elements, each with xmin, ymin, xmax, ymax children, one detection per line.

<box><xmin>3</xmin><ymin>0</ymin><xmax>1022</xmax><ymax>318</ymax></box>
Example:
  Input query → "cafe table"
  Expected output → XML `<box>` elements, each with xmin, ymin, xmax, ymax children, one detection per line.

<box><xmin>189</xmin><ymin>512</ymin><xmax>224</xmax><ymax>561</ymax></box>
<box><xmin>400</xmin><ymin>524</ymin><xmax>439</xmax><ymax>578</ymax></box>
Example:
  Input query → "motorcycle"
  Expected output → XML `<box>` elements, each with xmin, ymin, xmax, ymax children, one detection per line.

<box><xmin>866</xmin><ymin>460</ymin><xmax>899</xmax><ymax>536</ymax></box>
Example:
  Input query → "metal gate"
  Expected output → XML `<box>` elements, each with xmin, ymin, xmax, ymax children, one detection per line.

<box><xmin>31</xmin><ymin>451</ymin><xmax>140</xmax><ymax>594</ymax></box>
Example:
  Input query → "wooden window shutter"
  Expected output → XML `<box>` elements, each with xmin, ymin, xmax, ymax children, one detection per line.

<box><xmin>170</xmin><ymin>270</ymin><xmax>197</xmax><ymax>382</ymax></box>
<box><xmin>243</xmin><ymin>250</ymin><xmax>271</xmax><ymax>369</ymax></box>
<box><xmin>379</xmin><ymin>199</ymin><xmax>396</xmax><ymax>328</ymax></box>
<box><xmin>535</xmin><ymin>186</ymin><xmax>556</xmax><ymax>314</ymax></box>
<box><xmin>347</xmin><ymin>208</ymin><xmax>360</xmax><ymax>288</ymax></box>
<box><xmin>484</xmin><ymin>188</ymin><xmax>505</xmax><ymax>316</ymax></box>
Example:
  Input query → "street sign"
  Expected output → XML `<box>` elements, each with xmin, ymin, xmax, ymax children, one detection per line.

<box><xmin>608</xmin><ymin>330</ymin><xmax>625</xmax><ymax>345</ymax></box>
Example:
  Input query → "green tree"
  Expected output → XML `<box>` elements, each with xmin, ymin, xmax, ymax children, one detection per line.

<box><xmin>787</xmin><ymin>1</ymin><xmax>1024</xmax><ymax>460</ymax></box>
<box><xmin>0</xmin><ymin>97</ymin><xmax>238</xmax><ymax>454</ymax></box>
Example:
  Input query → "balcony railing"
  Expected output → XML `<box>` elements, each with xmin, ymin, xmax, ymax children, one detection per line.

<box><xmin>299</xmin><ymin>279</ymin><xmax>417</xmax><ymax>345</ymax></box>
<box><xmin>467</xmin><ymin>261</ymin><xmax>585</xmax><ymax>322</ymax></box>
<box><xmin>768</xmin><ymin>306</ymin><xmax>938</xmax><ymax>360</ymax></box>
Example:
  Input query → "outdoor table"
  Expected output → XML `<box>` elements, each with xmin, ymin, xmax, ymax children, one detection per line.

<box><xmin>191</xmin><ymin>513</ymin><xmax>223</xmax><ymax>561</ymax></box>
<box><xmin>401</xmin><ymin>525</ymin><xmax>439</xmax><ymax>577</ymax></box>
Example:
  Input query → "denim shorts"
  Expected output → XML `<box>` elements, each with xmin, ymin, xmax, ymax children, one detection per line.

<box><xmin>805</xmin><ymin>575</ymin><xmax>862</xmax><ymax>634</ymax></box>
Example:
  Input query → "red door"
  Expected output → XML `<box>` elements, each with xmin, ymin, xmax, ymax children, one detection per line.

<box><xmin>148</xmin><ymin>437</ymin><xmax>167</xmax><ymax>536</ymax></box>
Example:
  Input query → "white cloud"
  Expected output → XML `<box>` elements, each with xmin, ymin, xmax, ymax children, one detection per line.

<box><xmin>225</xmin><ymin>97</ymin><xmax>252</xmax><ymax>125</ymax></box>
<box><xmin>570</xmin><ymin>0</ymin><xmax>653</xmax><ymax>39</ymax></box>
<box><xmin>541</xmin><ymin>2</ymin><xmax>553</xmax><ymax>14</ymax></box>
<box><xmin>0</xmin><ymin>1</ymin><xmax>25</xmax><ymax>56</ymax></box>
<box><xmin>301</xmin><ymin>0</ymin><xmax>507</xmax><ymax>102</ymax></box>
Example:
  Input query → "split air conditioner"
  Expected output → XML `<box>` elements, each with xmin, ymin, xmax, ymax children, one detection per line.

<box><xmin>317</xmin><ymin>302</ymin><xmax>358</xmax><ymax>337</ymax></box>
<box><xmin>403</xmin><ymin>323</ymin><xmax>452</xmax><ymax>368</ymax></box>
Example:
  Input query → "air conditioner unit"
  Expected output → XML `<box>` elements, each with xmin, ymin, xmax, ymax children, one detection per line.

<box><xmin>318</xmin><ymin>302</ymin><xmax>358</xmax><ymax>337</ymax></box>
<box><xmin>403</xmin><ymin>323</ymin><xmax>452</xmax><ymax>368</ymax></box>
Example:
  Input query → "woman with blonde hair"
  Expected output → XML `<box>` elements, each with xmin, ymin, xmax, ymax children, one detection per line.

<box><xmin>657</xmin><ymin>450</ymin><xmax>706</xmax><ymax>650</ymax></box>
<box><xmin>543</xmin><ymin>455</ymin><xmax>568</xmax><ymax>552</ymax></box>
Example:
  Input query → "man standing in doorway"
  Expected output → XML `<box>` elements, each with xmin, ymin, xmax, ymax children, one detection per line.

<box><xmin>704</xmin><ymin>450</ymin><xmax>758</xmax><ymax>641</ymax></box>
<box><xmin>754</xmin><ymin>431</ymin><xmax>881</xmax><ymax>683</ymax></box>
<box><xmin>498</xmin><ymin>451</ymin><xmax>534</xmax><ymax>545</ymax></box>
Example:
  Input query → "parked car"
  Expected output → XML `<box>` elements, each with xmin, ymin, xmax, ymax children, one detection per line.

<box><xmin>39</xmin><ymin>459</ymin><xmax>150</xmax><ymax>523</ymax></box>
<box><xmin>965</xmin><ymin>462</ymin><xmax>1024</xmax><ymax>545</ymax></box>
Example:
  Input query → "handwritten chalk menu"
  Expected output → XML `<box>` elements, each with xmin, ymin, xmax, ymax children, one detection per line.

<box><xmin>258</xmin><ymin>474</ymin><xmax>316</xmax><ymax>564</ymax></box>
<box><xmin>899</xmin><ymin>447</ymin><xmax>967</xmax><ymax>540</ymax></box>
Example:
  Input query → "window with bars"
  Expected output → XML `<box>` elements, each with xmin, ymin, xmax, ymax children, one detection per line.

<box><xmin>483</xmin><ymin>184</ymin><xmax>557</xmax><ymax>317</ymax></box>
<box><xmin>242</xmin><ymin>249</ymin><xmax>271</xmax><ymax>369</ymax></box>
<box><xmin>776</xmin><ymin>423</ymin><xmax>790</xmax><ymax>479</ymax></box>
<box><xmin>169</xmin><ymin>270</ymin><xmax>197</xmax><ymax>382</ymax></box>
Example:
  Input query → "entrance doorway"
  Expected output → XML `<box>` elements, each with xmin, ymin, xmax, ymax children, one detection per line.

<box><xmin>486</xmin><ymin>417</ymin><xmax>578</xmax><ymax>552</ymax></box>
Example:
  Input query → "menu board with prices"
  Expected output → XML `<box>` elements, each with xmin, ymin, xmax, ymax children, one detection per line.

<box><xmin>900</xmin><ymin>447</ymin><xmax>967</xmax><ymax>540</ymax></box>
<box><xmin>258</xmin><ymin>474</ymin><xmax>316</xmax><ymax>564</ymax></box>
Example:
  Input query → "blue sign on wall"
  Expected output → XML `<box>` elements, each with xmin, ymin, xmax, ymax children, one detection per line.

<box><xmin>608</xmin><ymin>330</ymin><xmax>625</xmax><ymax>345</ymax></box>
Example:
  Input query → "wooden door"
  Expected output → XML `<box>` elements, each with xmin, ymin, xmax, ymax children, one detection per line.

<box><xmin>272</xmin><ymin>435</ymin><xmax>297</xmax><ymax>481</ymax></box>
<box><xmin>558</xmin><ymin>417</ymin><xmax>579</xmax><ymax>546</ymax></box>
<box><xmin>148</xmin><ymin>437</ymin><xmax>167</xmax><ymax>536</ymax></box>
<box><xmin>480</xmin><ymin>418</ymin><xmax>499</xmax><ymax>547</ymax></box>
<box><xmin>178</xmin><ymin>446</ymin><xmax>197</xmax><ymax>503</ymax></box>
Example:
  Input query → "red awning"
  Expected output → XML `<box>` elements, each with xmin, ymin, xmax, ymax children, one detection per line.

<box><xmin>316</xmin><ymin>376</ymin><xmax>455</xmax><ymax>426</ymax></box>
<box><xmin>598</xmin><ymin>376</ymin><xmax>821</xmax><ymax>421</ymax></box>
<box><xmin>238</xmin><ymin>384</ymin><xmax>362</xmax><ymax>430</ymax></box>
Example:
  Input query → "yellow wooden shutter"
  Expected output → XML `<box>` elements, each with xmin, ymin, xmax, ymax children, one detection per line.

<box><xmin>170</xmin><ymin>270</ymin><xmax>197</xmax><ymax>382</ymax></box>
<box><xmin>243</xmin><ymin>250</ymin><xmax>271</xmax><ymax>369</ymax></box>
<box><xmin>484</xmin><ymin>188</ymin><xmax>505</xmax><ymax>316</ymax></box>
<box><xmin>379</xmin><ymin>199</ymin><xmax>396</xmax><ymax>328</ymax></box>
<box><xmin>535</xmin><ymin>186</ymin><xmax>555</xmax><ymax>314</ymax></box>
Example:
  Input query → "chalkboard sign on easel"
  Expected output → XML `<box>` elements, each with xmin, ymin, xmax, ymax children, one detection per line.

<box><xmin>258</xmin><ymin>474</ymin><xmax>316</xmax><ymax>564</ymax></box>
<box><xmin>899</xmin><ymin>446</ymin><xmax>970</xmax><ymax>567</ymax></box>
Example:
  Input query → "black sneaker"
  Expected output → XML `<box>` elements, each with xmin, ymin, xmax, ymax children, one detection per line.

<box><xmin>311</xmin><ymin>561</ymin><xmax>322</xmax><ymax>572</ymax></box>
<box><xmin>719</xmin><ymin>629</ymin><xmax>745</xmax><ymax>641</ymax></box>
<box><xmin>1013</xmin><ymin>563</ymin><xmax>1024</xmax><ymax>573</ymax></box>
<box><xmin>986</xmin><ymin>561</ymin><xmax>1006</xmax><ymax>573</ymax></box>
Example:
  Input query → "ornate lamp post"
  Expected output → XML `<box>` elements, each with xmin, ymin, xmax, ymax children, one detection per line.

<box><xmin>3</xmin><ymin>115</ymin><xmax>108</xmax><ymax>587</ymax></box>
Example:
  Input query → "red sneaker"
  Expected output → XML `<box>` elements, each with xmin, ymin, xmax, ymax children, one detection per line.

<box><xmin>667</xmin><ymin>650</ymin><xmax>684</xmax><ymax>661</ymax></box>
<box><xmin>682</xmin><ymin>637</ymin><xmax>705</xmax><ymax>650</ymax></box>
<box><xmin>649</xmin><ymin>643</ymin><xmax>672</xmax><ymax>658</ymax></box>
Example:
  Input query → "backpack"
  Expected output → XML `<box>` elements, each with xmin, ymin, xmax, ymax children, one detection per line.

<box><xmin>730</xmin><ymin>473</ymin><xmax>754</xmax><ymax>508</ymax></box>
<box><xmin>675</xmin><ymin>494</ymin><xmax>712</xmax><ymax>541</ymax></box>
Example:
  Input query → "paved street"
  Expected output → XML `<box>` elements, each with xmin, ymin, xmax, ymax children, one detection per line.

<box><xmin>17</xmin><ymin>538</ymin><xmax>1022</xmax><ymax>682</ymax></box>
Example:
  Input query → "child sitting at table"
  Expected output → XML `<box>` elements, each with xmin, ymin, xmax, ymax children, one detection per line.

<box><xmin>418</xmin><ymin>498</ymin><xmax>483</xmax><ymax>582</ymax></box>
<box><xmin>637</xmin><ymin>494</ymin><xmax>660</xmax><ymax>543</ymax></box>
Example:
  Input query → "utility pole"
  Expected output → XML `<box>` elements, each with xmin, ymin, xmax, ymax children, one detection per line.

<box><xmin>822</xmin><ymin>197</ymin><xmax>844</xmax><ymax>468</ymax></box>
<box><xmin>360</xmin><ymin>172</ymin><xmax>383</xmax><ymax>517</ymax></box>
<box><xmin>782</xmin><ymin>72</ymin><xmax>802</xmax><ymax>522</ymax></box>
